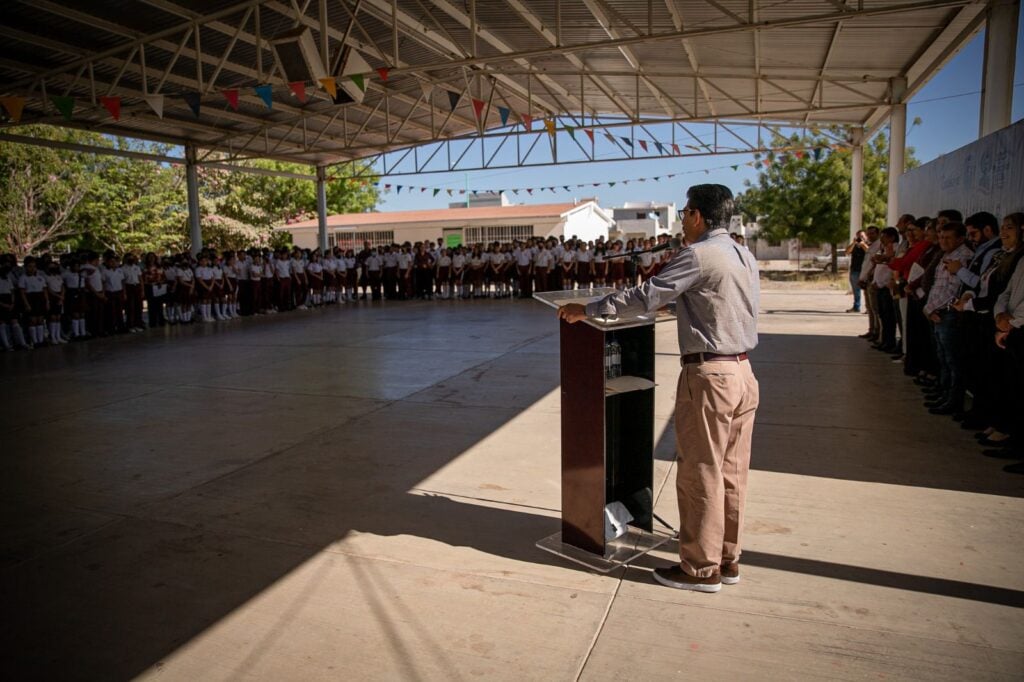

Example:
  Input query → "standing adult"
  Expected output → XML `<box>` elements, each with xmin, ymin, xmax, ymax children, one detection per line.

<box><xmin>845</xmin><ymin>230</ymin><xmax>868</xmax><ymax>312</ymax></box>
<box><xmin>558</xmin><ymin>184</ymin><xmax>760</xmax><ymax>593</ymax></box>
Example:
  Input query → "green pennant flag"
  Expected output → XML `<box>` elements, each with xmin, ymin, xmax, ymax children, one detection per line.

<box><xmin>565</xmin><ymin>126</ymin><xmax>575</xmax><ymax>138</ymax></box>
<box><xmin>433</xmin><ymin>188</ymin><xmax>440</xmax><ymax>196</ymax></box>
<box><xmin>731</xmin><ymin>165</ymin><xmax>738</xmax><ymax>171</ymax></box>
<box><xmin>609</xmin><ymin>181</ymin><xmax>616</xmax><ymax>187</ymax></box>
<box><xmin>50</xmin><ymin>95</ymin><xmax>75</xmax><ymax>120</ymax></box>
<box><xmin>351</xmin><ymin>74</ymin><xmax>366</xmax><ymax>92</ymax></box>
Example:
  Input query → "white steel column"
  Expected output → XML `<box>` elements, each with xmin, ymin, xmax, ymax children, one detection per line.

<box><xmin>886</xmin><ymin>78</ymin><xmax>907</xmax><ymax>227</ymax></box>
<box><xmin>850</xmin><ymin>128</ymin><xmax>864</xmax><ymax>241</ymax></box>
<box><xmin>316</xmin><ymin>165</ymin><xmax>329</xmax><ymax>253</ymax></box>
<box><xmin>185</xmin><ymin>144</ymin><xmax>202</xmax><ymax>255</ymax></box>
<box><xmin>979</xmin><ymin>0</ymin><xmax>1020</xmax><ymax>137</ymax></box>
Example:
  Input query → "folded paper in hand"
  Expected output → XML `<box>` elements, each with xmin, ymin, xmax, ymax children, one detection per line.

<box><xmin>604</xmin><ymin>501</ymin><xmax>634</xmax><ymax>541</ymax></box>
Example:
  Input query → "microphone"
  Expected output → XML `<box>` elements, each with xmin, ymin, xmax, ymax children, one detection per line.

<box><xmin>648</xmin><ymin>238</ymin><xmax>682</xmax><ymax>253</ymax></box>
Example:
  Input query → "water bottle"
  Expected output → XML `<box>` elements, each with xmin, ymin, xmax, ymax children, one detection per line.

<box><xmin>604</xmin><ymin>338</ymin><xmax>614</xmax><ymax>379</ymax></box>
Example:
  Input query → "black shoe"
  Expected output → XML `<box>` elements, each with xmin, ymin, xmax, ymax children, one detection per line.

<box><xmin>913</xmin><ymin>377</ymin><xmax>935</xmax><ymax>387</ymax></box>
<box><xmin>979</xmin><ymin>436</ymin><xmax>1015</xmax><ymax>448</ymax></box>
<box><xmin>929</xmin><ymin>404</ymin><xmax>957</xmax><ymax>415</ymax></box>
<box><xmin>924</xmin><ymin>399</ymin><xmax>947</xmax><ymax>408</ymax></box>
<box><xmin>890</xmin><ymin>354</ymin><xmax>904</xmax><ymax>362</ymax></box>
<box><xmin>1002</xmin><ymin>462</ymin><xmax>1024</xmax><ymax>475</ymax></box>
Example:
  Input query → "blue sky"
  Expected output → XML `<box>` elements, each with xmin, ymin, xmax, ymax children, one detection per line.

<box><xmin>375</xmin><ymin>16</ymin><xmax>1024</xmax><ymax>212</ymax></box>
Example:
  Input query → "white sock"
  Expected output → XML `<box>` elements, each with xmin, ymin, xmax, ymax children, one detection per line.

<box><xmin>50</xmin><ymin>322</ymin><xmax>61</xmax><ymax>341</ymax></box>
<box><xmin>12</xmin><ymin>324</ymin><xmax>27</xmax><ymax>346</ymax></box>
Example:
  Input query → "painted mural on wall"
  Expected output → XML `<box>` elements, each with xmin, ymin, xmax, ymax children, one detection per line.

<box><xmin>898</xmin><ymin>119</ymin><xmax>1024</xmax><ymax>220</ymax></box>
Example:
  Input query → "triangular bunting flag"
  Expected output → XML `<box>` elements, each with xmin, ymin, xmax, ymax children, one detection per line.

<box><xmin>350</xmin><ymin>74</ymin><xmax>366</xmax><ymax>92</ymax></box>
<box><xmin>604</xmin><ymin>132</ymin><xmax>615</xmax><ymax>143</ymax></box>
<box><xmin>654</xmin><ymin>141</ymin><xmax>664</xmax><ymax>153</ymax></box>
<box><xmin>565</xmin><ymin>126</ymin><xmax>575</xmax><ymax>139</ymax></box>
<box><xmin>620</xmin><ymin>136</ymin><xmax>632</xmax><ymax>146</ymax></box>
<box><xmin>419</xmin><ymin>82</ymin><xmax>434</xmax><ymax>100</ymax></box>
<box><xmin>447</xmin><ymin>189</ymin><xmax>453</xmax><ymax>196</ymax></box>
<box><xmin>376</xmin><ymin>67</ymin><xmax>390</xmax><ymax>82</ymax></box>
<box><xmin>563</xmin><ymin>186</ymin><xmax>570</xmax><ymax>192</ymax></box>
<box><xmin>222</xmin><ymin>89</ymin><xmax>240</xmax><ymax>110</ymax></box>
<box><xmin>521</xmin><ymin>113</ymin><xmax>532</xmax><ymax>131</ymax></box>
<box><xmin>813</xmin><ymin>147</ymin><xmax>823</xmax><ymax>160</ymax></box>
<box><xmin>420</xmin><ymin>187</ymin><xmax>427</xmax><ymax>192</ymax></box>
<box><xmin>653</xmin><ymin>176</ymin><xmax>660</xmax><ymax>181</ymax></box>
<box><xmin>731</xmin><ymin>165</ymin><xmax>738</xmax><ymax>171</ymax></box>
<box><xmin>0</xmin><ymin>96</ymin><xmax>25</xmax><ymax>123</ymax></box>
<box><xmin>288</xmin><ymin>81</ymin><xmax>307</xmax><ymax>103</ymax></box>
<box><xmin>319</xmin><ymin>78</ymin><xmax>337</xmax><ymax>99</ymax></box>
<box><xmin>512</xmin><ymin>189</ymin><xmax>519</xmax><ymax>195</ymax></box>
<box><xmin>471</xmin><ymin>98</ymin><xmax>485</xmax><ymax>120</ymax></box>
<box><xmin>527</xmin><ymin>189</ymin><xmax>533</xmax><ymax>195</ymax></box>
<box><xmin>99</xmin><ymin>96</ymin><xmax>121</xmax><ymax>121</ymax></box>
<box><xmin>183</xmin><ymin>92</ymin><xmax>201</xmax><ymax>117</ymax></box>
<box><xmin>638</xmin><ymin>140</ymin><xmax>648</xmax><ymax>152</ymax></box>
<box><xmin>447</xmin><ymin>90</ymin><xmax>460</xmax><ymax>111</ymax></box>
<box><xmin>433</xmin><ymin>188</ymin><xmax>440</xmax><ymax>196</ymax></box>
<box><xmin>396</xmin><ymin>185</ymin><xmax>402</xmax><ymax>193</ymax></box>
<box><xmin>609</xmin><ymin>182</ymin><xmax>616</xmax><ymax>187</ymax></box>
<box><xmin>623</xmin><ymin>180</ymin><xmax>629</xmax><ymax>185</ymax></box>
<box><xmin>498</xmin><ymin>106</ymin><xmax>510</xmax><ymax>126</ymax></box>
<box><xmin>143</xmin><ymin>94</ymin><xmax>164</xmax><ymax>118</ymax></box>
<box><xmin>672</xmin><ymin>143</ymin><xmax>681</xmax><ymax>155</ymax></box>
<box><xmin>544</xmin><ymin>119</ymin><xmax>556</xmax><ymax>137</ymax></box>
<box><xmin>50</xmin><ymin>95</ymin><xmax>75</xmax><ymax>121</ymax></box>
<box><xmin>254</xmin><ymin>84</ymin><xmax>273</xmax><ymax>109</ymax></box>
<box><xmin>584</xmin><ymin>129</ymin><xmax>594</xmax><ymax>143</ymax></box>
<box><xmin>384</xmin><ymin>183</ymin><xmax>391</xmax><ymax>190</ymax></box>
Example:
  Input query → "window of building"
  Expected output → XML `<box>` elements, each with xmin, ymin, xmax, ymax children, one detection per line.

<box><xmin>464</xmin><ymin>225</ymin><xmax>534</xmax><ymax>243</ymax></box>
<box><xmin>329</xmin><ymin>230</ymin><xmax>395</xmax><ymax>250</ymax></box>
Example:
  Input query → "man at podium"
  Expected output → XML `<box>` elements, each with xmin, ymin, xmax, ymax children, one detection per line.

<box><xmin>558</xmin><ymin>184</ymin><xmax>760</xmax><ymax>593</ymax></box>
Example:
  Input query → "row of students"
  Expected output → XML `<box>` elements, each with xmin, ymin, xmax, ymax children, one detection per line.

<box><xmin>0</xmin><ymin>235</ymin><xmax>682</xmax><ymax>350</ymax></box>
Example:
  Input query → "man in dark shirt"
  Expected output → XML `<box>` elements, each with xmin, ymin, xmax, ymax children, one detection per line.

<box><xmin>846</xmin><ymin>230</ymin><xmax>868</xmax><ymax>312</ymax></box>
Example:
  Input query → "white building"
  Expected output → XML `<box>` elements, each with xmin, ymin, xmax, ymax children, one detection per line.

<box><xmin>610</xmin><ymin>201</ymin><xmax>676</xmax><ymax>241</ymax></box>
<box><xmin>277</xmin><ymin>194</ymin><xmax>615</xmax><ymax>250</ymax></box>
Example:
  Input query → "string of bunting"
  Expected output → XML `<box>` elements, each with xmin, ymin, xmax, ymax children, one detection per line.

<box><xmin>366</xmin><ymin>145</ymin><xmax>840</xmax><ymax>197</ymax></box>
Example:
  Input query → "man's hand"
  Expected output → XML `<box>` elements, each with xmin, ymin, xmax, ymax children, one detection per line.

<box><xmin>928</xmin><ymin>313</ymin><xmax>940</xmax><ymax>323</ymax></box>
<box><xmin>995</xmin><ymin>330</ymin><xmax>1009</xmax><ymax>349</ymax></box>
<box><xmin>944</xmin><ymin>259</ymin><xmax>962</xmax><ymax>274</ymax></box>
<box><xmin>558</xmin><ymin>303</ymin><xmax>588</xmax><ymax>324</ymax></box>
<box><xmin>995</xmin><ymin>313</ymin><xmax>1013</xmax><ymax>332</ymax></box>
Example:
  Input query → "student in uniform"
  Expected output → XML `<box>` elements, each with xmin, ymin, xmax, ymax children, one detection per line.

<box><xmin>291</xmin><ymin>248</ymin><xmax>308</xmax><ymax>310</ymax></box>
<box><xmin>560</xmin><ymin>246</ymin><xmax>576</xmax><ymax>290</ymax></box>
<box><xmin>307</xmin><ymin>250</ymin><xmax>325</xmax><ymax>306</ymax></box>
<box><xmin>466</xmin><ymin>246</ymin><xmax>485</xmax><ymax>298</ymax></box>
<box><xmin>0</xmin><ymin>258</ymin><xmax>19</xmax><ymax>350</ymax></box>
<box><xmin>533</xmin><ymin>243</ymin><xmax>552</xmax><ymax>294</ymax></box>
<box><xmin>435</xmin><ymin>248</ymin><xmax>453</xmax><ymax>299</ymax></box>
<box><xmin>195</xmin><ymin>254</ymin><xmax>216</xmax><ymax>322</ymax></box>
<box><xmin>414</xmin><ymin>243</ymin><xmax>435</xmax><ymax>299</ymax></box>
<box><xmin>273</xmin><ymin>248</ymin><xmax>292</xmax><ymax>311</ymax></box>
<box><xmin>343</xmin><ymin>249</ymin><xmax>357</xmax><ymax>301</ymax></box>
<box><xmin>143</xmin><ymin>253</ymin><xmax>166</xmax><ymax>328</ymax></box>
<box><xmin>222</xmin><ymin>251</ymin><xmax>239</xmax><ymax>318</ymax></box>
<box><xmin>62</xmin><ymin>256</ymin><xmax>86</xmax><ymax>339</ymax></box>
<box><xmin>382</xmin><ymin>245</ymin><xmax>398</xmax><ymax>300</ymax></box>
<box><xmin>322</xmin><ymin>249</ymin><xmax>338</xmax><ymax>304</ymax></box>
<box><xmin>44</xmin><ymin>261</ymin><xmax>67</xmax><ymax>344</ymax></box>
<box><xmin>593</xmin><ymin>243</ymin><xmax>607</xmax><ymax>288</ymax></box>
<box><xmin>102</xmin><ymin>253</ymin><xmax>127</xmax><ymax>334</ymax></box>
<box><xmin>248</xmin><ymin>252</ymin><xmax>265</xmax><ymax>314</ymax></box>
<box><xmin>18</xmin><ymin>256</ymin><xmax>49</xmax><ymax>347</ymax></box>
<box><xmin>365</xmin><ymin>247</ymin><xmax>383</xmax><ymax>300</ymax></box>
<box><xmin>637</xmin><ymin>240</ymin><xmax>657</xmax><ymax>283</ymax></box>
<box><xmin>176</xmin><ymin>256</ymin><xmax>196</xmax><ymax>323</ymax></box>
<box><xmin>516</xmin><ymin>242</ymin><xmax>534</xmax><ymax>298</ymax></box>
<box><xmin>608</xmin><ymin>241</ymin><xmax>626</xmax><ymax>289</ymax></box>
<box><xmin>450</xmin><ymin>246</ymin><xmax>466</xmax><ymax>299</ymax></box>
<box><xmin>576</xmin><ymin>242</ymin><xmax>594</xmax><ymax>291</ymax></box>
<box><xmin>121</xmin><ymin>253</ymin><xmax>144</xmax><ymax>332</ymax></box>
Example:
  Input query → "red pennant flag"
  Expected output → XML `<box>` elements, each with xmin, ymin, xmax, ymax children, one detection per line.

<box><xmin>288</xmin><ymin>82</ymin><xmax>307</xmax><ymax>103</ymax></box>
<box><xmin>99</xmin><ymin>96</ymin><xmax>121</xmax><ymax>121</ymax></box>
<box><xmin>584</xmin><ymin>128</ymin><xmax>594</xmax><ymax>143</ymax></box>
<box><xmin>377</xmin><ymin>67</ymin><xmax>390</xmax><ymax>82</ymax></box>
<box><xmin>638</xmin><ymin>140</ymin><xmax>648</xmax><ymax>152</ymax></box>
<box><xmin>471</xmin><ymin>98</ymin><xmax>485</xmax><ymax>120</ymax></box>
<box><xmin>521</xmin><ymin>113</ymin><xmax>533</xmax><ymax>132</ymax></box>
<box><xmin>671</xmin><ymin>143</ymin><xmax>681</xmax><ymax>155</ymax></box>
<box><xmin>222</xmin><ymin>89</ymin><xmax>240</xmax><ymax>111</ymax></box>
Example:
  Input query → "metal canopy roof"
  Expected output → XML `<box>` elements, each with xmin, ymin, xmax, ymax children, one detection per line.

<box><xmin>0</xmin><ymin>0</ymin><xmax>988</xmax><ymax>169</ymax></box>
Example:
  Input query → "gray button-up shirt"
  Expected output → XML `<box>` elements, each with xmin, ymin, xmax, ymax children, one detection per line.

<box><xmin>584</xmin><ymin>228</ymin><xmax>759</xmax><ymax>355</ymax></box>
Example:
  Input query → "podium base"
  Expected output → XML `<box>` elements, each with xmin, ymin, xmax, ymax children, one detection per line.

<box><xmin>536</xmin><ymin>527</ymin><xmax>673</xmax><ymax>573</ymax></box>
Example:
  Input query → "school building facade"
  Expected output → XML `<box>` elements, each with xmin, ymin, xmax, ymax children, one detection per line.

<box><xmin>276</xmin><ymin>196</ymin><xmax>615</xmax><ymax>251</ymax></box>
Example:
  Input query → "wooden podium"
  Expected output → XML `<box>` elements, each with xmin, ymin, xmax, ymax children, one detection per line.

<box><xmin>534</xmin><ymin>289</ymin><xmax>672</xmax><ymax>572</ymax></box>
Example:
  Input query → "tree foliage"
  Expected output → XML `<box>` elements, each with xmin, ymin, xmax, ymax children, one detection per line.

<box><xmin>737</xmin><ymin>128</ymin><xmax>919</xmax><ymax>253</ymax></box>
<box><xmin>0</xmin><ymin>127</ymin><xmax>379</xmax><ymax>256</ymax></box>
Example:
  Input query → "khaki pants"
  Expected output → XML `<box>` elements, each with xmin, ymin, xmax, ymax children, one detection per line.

<box><xmin>674</xmin><ymin>358</ymin><xmax>760</xmax><ymax>578</ymax></box>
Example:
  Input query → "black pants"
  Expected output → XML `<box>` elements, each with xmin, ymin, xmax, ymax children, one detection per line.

<box><xmin>905</xmin><ymin>296</ymin><xmax>936</xmax><ymax>376</ymax></box>
<box><xmin>145</xmin><ymin>291</ymin><xmax>165</xmax><ymax>327</ymax></box>
<box><xmin>876</xmin><ymin>290</ymin><xmax>898</xmax><ymax>349</ymax></box>
<box><xmin>414</xmin><ymin>268</ymin><xmax>433</xmax><ymax>298</ymax></box>
<box><xmin>994</xmin><ymin>329</ymin><xmax>1024</xmax><ymax>435</ymax></box>
<box><xmin>962</xmin><ymin>312</ymin><xmax>995</xmax><ymax>417</ymax></box>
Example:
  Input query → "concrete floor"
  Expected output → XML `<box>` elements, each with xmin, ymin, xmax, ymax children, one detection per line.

<box><xmin>2</xmin><ymin>288</ymin><xmax>1022</xmax><ymax>681</ymax></box>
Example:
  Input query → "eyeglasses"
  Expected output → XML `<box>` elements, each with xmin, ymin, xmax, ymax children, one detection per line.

<box><xmin>678</xmin><ymin>208</ymin><xmax>696</xmax><ymax>219</ymax></box>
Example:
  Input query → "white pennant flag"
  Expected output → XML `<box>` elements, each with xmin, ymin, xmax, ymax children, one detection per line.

<box><xmin>419</xmin><ymin>82</ymin><xmax>434</xmax><ymax>101</ymax></box>
<box><xmin>144</xmin><ymin>94</ymin><xmax>164</xmax><ymax>119</ymax></box>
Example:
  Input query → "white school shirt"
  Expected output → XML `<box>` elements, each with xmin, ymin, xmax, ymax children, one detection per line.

<box><xmin>638</xmin><ymin>252</ymin><xmax>656</xmax><ymax>268</ymax></box>
<box><xmin>365</xmin><ymin>254</ymin><xmax>382</xmax><ymax>271</ymax></box>
<box><xmin>263</xmin><ymin>262</ymin><xmax>274</xmax><ymax>278</ymax></box>
<box><xmin>195</xmin><ymin>265</ymin><xmax>215</xmax><ymax>281</ymax></box>
<box><xmin>45</xmin><ymin>273</ymin><xmax>64</xmax><ymax>294</ymax></box>
<box><xmin>18</xmin><ymin>272</ymin><xmax>47</xmax><ymax>293</ymax></box>
<box><xmin>577</xmin><ymin>251</ymin><xmax>592</xmax><ymax>264</ymax></box>
<box><xmin>470</xmin><ymin>255</ymin><xmax>484</xmax><ymax>268</ymax></box>
<box><xmin>291</xmin><ymin>258</ymin><xmax>305</xmax><ymax>275</ymax></box>
<box><xmin>249</xmin><ymin>263</ymin><xmax>263</xmax><ymax>280</ymax></box>
<box><xmin>307</xmin><ymin>262</ymin><xmax>323</xmax><ymax>276</ymax></box>
<box><xmin>344</xmin><ymin>257</ymin><xmax>357</xmax><ymax>271</ymax></box>
<box><xmin>274</xmin><ymin>259</ymin><xmax>291</xmax><ymax>278</ymax></box>
<box><xmin>396</xmin><ymin>252</ymin><xmax>413</xmax><ymax>269</ymax></box>
<box><xmin>177</xmin><ymin>268</ymin><xmax>194</xmax><ymax>285</ymax></box>
<box><xmin>452</xmin><ymin>253</ymin><xmax>466</xmax><ymax>269</ymax></box>
<box><xmin>0</xmin><ymin>276</ymin><xmax>12</xmax><ymax>295</ymax></box>
<box><xmin>122</xmin><ymin>263</ymin><xmax>142</xmax><ymax>285</ymax></box>
<box><xmin>102</xmin><ymin>267</ymin><xmax>125</xmax><ymax>292</ymax></box>
<box><xmin>516</xmin><ymin>249</ymin><xmax>532</xmax><ymax>266</ymax></box>
<box><xmin>438</xmin><ymin>254</ymin><xmax>452</xmax><ymax>267</ymax></box>
<box><xmin>62</xmin><ymin>268</ymin><xmax>81</xmax><ymax>289</ymax></box>
<box><xmin>323</xmin><ymin>256</ymin><xmax>337</xmax><ymax>273</ymax></box>
<box><xmin>561</xmin><ymin>251</ymin><xmax>575</xmax><ymax>265</ymax></box>
<box><xmin>383</xmin><ymin>252</ymin><xmax>399</xmax><ymax>268</ymax></box>
<box><xmin>235</xmin><ymin>258</ymin><xmax>251</xmax><ymax>279</ymax></box>
<box><xmin>535</xmin><ymin>250</ymin><xmax>553</xmax><ymax>267</ymax></box>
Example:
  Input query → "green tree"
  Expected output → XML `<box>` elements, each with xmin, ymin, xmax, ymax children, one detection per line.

<box><xmin>71</xmin><ymin>139</ymin><xmax>188</xmax><ymax>254</ymax></box>
<box><xmin>0</xmin><ymin>125</ymin><xmax>101</xmax><ymax>256</ymax></box>
<box><xmin>737</xmin><ymin>127</ymin><xmax>918</xmax><ymax>271</ymax></box>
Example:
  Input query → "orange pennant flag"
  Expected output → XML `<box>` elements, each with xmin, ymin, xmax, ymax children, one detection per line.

<box><xmin>521</xmin><ymin>113</ymin><xmax>532</xmax><ymax>132</ymax></box>
<box><xmin>544</xmin><ymin>119</ymin><xmax>556</xmax><ymax>137</ymax></box>
<box><xmin>319</xmin><ymin>77</ymin><xmax>337</xmax><ymax>99</ymax></box>
<box><xmin>0</xmin><ymin>96</ymin><xmax>26</xmax><ymax>123</ymax></box>
<box><xmin>99</xmin><ymin>96</ymin><xmax>121</xmax><ymax>121</ymax></box>
<box><xmin>584</xmin><ymin>128</ymin><xmax>594</xmax><ymax>143</ymax></box>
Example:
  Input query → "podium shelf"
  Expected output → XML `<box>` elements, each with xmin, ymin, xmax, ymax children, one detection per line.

<box><xmin>536</xmin><ymin>527</ymin><xmax>673</xmax><ymax>573</ymax></box>
<box><xmin>604</xmin><ymin>375</ymin><xmax>656</xmax><ymax>396</ymax></box>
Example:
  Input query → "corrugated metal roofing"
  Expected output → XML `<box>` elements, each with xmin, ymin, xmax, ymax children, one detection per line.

<box><xmin>0</xmin><ymin>0</ymin><xmax>988</xmax><ymax>167</ymax></box>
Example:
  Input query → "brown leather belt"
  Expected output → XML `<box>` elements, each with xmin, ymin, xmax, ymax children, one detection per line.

<box><xmin>682</xmin><ymin>352</ymin><xmax>749</xmax><ymax>364</ymax></box>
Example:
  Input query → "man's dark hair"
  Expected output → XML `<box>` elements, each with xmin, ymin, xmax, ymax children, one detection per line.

<box><xmin>965</xmin><ymin>211</ymin><xmax>999</xmax><ymax>234</ymax></box>
<box><xmin>881</xmin><ymin>227</ymin><xmax>900</xmax><ymax>242</ymax></box>
<box><xmin>866</xmin><ymin>225</ymin><xmax>880</xmax><ymax>234</ymax></box>
<box><xmin>938</xmin><ymin>209</ymin><xmax>963</xmax><ymax>222</ymax></box>
<box><xmin>686</xmin><ymin>184</ymin><xmax>734</xmax><ymax>231</ymax></box>
<box><xmin>941</xmin><ymin>221</ymin><xmax>967</xmax><ymax>238</ymax></box>
<box><xmin>899</xmin><ymin>213</ymin><xmax>916</xmax><ymax>225</ymax></box>
<box><xmin>914</xmin><ymin>216</ymin><xmax>930</xmax><ymax>229</ymax></box>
